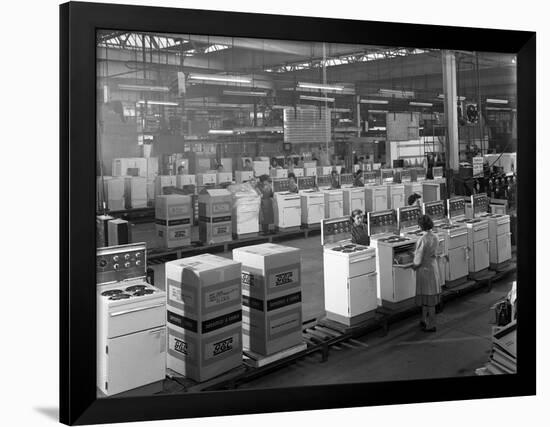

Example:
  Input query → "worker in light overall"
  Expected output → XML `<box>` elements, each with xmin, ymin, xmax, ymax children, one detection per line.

<box><xmin>412</xmin><ymin>215</ymin><xmax>442</xmax><ymax>332</ymax></box>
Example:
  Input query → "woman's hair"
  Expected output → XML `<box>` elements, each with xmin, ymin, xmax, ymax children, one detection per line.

<box><xmin>259</xmin><ymin>174</ymin><xmax>270</xmax><ymax>183</ymax></box>
<box><xmin>331</xmin><ymin>169</ymin><xmax>338</xmax><ymax>176</ymax></box>
<box><xmin>418</xmin><ymin>214</ymin><xmax>434</xmax><ymax>231</ymax></box>
<box><xmin>288</xmin><ymin>172</ymin><xmax>296</xmax><ymax>181</ymax></box>
<box><xmin>407</xmin><ymin>193</ymin><xmax>422</xmax><ymax>206</ymax></box>
<box><xmin>355</xmin><ymin>169</ymin><xmax>363</xmax><ymax>177</ymax></box>
<box><xmin>350</xmin><ymin>208</ymin><xmax>364</xmax><ymax>223</ymax></box>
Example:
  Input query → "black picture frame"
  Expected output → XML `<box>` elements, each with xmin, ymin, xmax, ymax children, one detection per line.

<box><xmin>60</xmin><ymin>1</ymin><xmax>536</xmax><ymax>424</ymax></box>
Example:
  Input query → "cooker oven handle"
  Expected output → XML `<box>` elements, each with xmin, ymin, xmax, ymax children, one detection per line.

<box><xmin>349</xmin><ymin>255</ymin><xmax>376</xmax><ymax>263</ymax></box>
<box><xmin>110</xmin><ymin>303</ymin><xmax>165</xmax><ymax>317</ymax></box>
<box><xmin>451</xmin><ymin>231</ymin><xmax>468</xmax><ymax>238</ymax></box>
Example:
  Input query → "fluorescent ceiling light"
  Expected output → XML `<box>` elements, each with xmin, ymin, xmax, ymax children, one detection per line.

<box><xmin>409</xmin><ymin>102</ymin><xmax>433</xmax><ymax>107</ymax></box>
<box><xmin>188</xmin><ymin>73</ymin><xmax>251</xmax><ymax>83</ymax></box>
<box><xmin>360</xmin><ymin>99</ymin><xmax>389</xmax><ymax>104</ymax></box>
<box><xmin>297</xmin><ymin>82</ymin><xmax>344</xmax><ymax>91</ymax></box>
<box><xmin>137</xmin><ymin>100</ymin><xmax>179</xmax><ymax>106</ymax></box>
<box><xmin>368</xmin><ymin>110</ymin><xmax>388</xmax><ymax>114</ymax></box>
<box><xmin>300</xmin><ymin>95</ymin><xmax>335</xmax><ymax>102</ymax></box>
<box><xmin>486</xmin><ymin>98</ymin><xmax>508</xmax><ymax>104</ymax></box>
<box><xmin>332</xmin><ymin>108</ymin><xmax>351</xmax><ymax>113</ymax></box>
<box><xmin>379</xmin><ymin>89</ymin><xmax>415</xmax><ymax>98</ymax></box>
<box><xmin>208</xmin><ymin>129</ymin><xmax>234</xmax><ymax>135</ymax></box>
<box><xmin>223</xmin><ymin>90</ymin><xmax>267</xmax><ymax>97</ymax></box>
<box><xmin>119</xmin><ymin>84</ymin><xmax>170</xmax><ymax>92</ymax></box>
<box><xmin>437</xmin><ymin>94</ymin><xmax>466</xmax><ymax>101</ymax></box>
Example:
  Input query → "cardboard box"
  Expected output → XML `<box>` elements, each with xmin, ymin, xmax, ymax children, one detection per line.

<box><xmin>216</xmin><ymin>172</ymin><xmax>233</xmax><ymax>184</ymax></box>
<box><xmin>146</xmin><ymin>157</ymin><xmax>159</xmax><ymax>178</ymax></box>
<box><xmin>317</xmin><ymin>166</ymin><xmax>332</xmax><ymax>176</ymax></box>
<box><xmin>253</xmin><ymin>161</ymin><xmax>270</xmax><ymax>177</ymax></box>
<box><xmin>219</xmin><ymin>158</ymin><xmax>233</xmax><ymax>173</ymax></box>
<box><xmin>125</xmin><ymin>177</ymin><xmax>148</xmax><ymax>209</ymax></box>
<box><xmin>165</xmin><ymin>254</ymin><xmax>243</xmax><ymax>382</ymax></box>
<box><xmin>235</xmin><ymin>170</ymin><xmax>254</xmax><ymax>183</ymax></box>
<box><xmin>176</xmin><ymin>174</ymin><xmax>196</xmax><ymax>188</ymax></box>
<box><xmin>196</xmin><ymin>173</ymin><xmax>217</xmax><ymax>186</ymax></box>
<box><xmin>304</xmin><ymin>167</ymin><xmax>317</xmax><ymax>177</ymax></box>
<box><xmin>233</xmin><ymin>243</ymin><xmax>303</xmax><ymax>356</ymax></box>
<box><xmin>96</xmin><ymin>214</ymin><xmax>114</xmax><ymax>247</ymax></box>
<box><xmin>198</xmin><ymin>189</ymin><xmax>232</xmax><ymax>244</ymax></box>
<box><xmin>112</xmin><ymin>157</ymin><xmax>148</xmax><ymax>177</ymax></box>
<box><xmin>270</xmin><ymin>168</ymin><xmax>288</xmax><ymax>179</ymax></box>
<box><xmin>155</xmin><ymin>175</ymin><xmax>177</xmax><ymax>198</ymax></box>
<box><xmin>189</xmin><ymin>152</ymin><xmax>214</xmax><ymax>174</ymax></box>
<box><xmin>155</xmin><ymin>195</ymin><xmax>192</xmax><ymax>248</ymax></box>
<box><xmin>107</xmin><ymin>218</ymin><xmax>132</xmax><ymax>246</ymax></box>
<box><xmin>104</xmin><ymin>177</ymin><xmax>125</xmax><ymax>211</ymax></box>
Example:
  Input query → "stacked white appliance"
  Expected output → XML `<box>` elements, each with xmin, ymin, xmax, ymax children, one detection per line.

<box><xmin>364</xmin><ymin>171</ymin><xmax>387</xmax><ymax>213</ymax></box>
<box><xmin>381</xmin><ymin>169</ymin><xmax>405</xmax><ymax>210</ymax></box>
<box><xmin>439</xmin><ymin>198</ymin><xmax>470</xmax><ymax>285</ymax></box>
<box><xmin>451</xmin><ymin>195</ymin><xmax>490</xmax><ymax>274</ymax></box>
<box><xmin>404</xmin><ymin>168</ymin><xmax>425</xmax><ymax>204</ymax></box>
<box><xmin>318</xmin><ymin>175</ymin><xmax>344</xmax><ymax>219</ymax></box>
<box><xmin>322</xmin><ymin>216</ymin><xmax>378</xmax><ymax>325</ymax></box>
<box><xmin>368</xmin><ymin>209</ymin><xmax>416</xmax><ymax>309</ymax></box>
<box><xmin>470</xmin><ymin>194</ymin><xmax>512</xmax><ymax>267</ymax></box>
<box><xmin>341</xmin><ymin>175</ymin><xmax>366</xmax><ymax>216</ymax></box>
<box><xmin>298</xmin><ymin>176</ymin><xmax>325</xmax><ymax>226</ymax></box>
<box><xmin>423</xmin><ymin>166</ymin><xmax>447</xmax><ymax>202</ymax></box>
<box><xmin>96</xmin><ymin>243</ymin><xmax>166</xmax><ymax>396</ymax></box>
<box><xmin>272</xmin><ymin>178</ymin><xmax>302</xmax><ymax>231</ymax></box>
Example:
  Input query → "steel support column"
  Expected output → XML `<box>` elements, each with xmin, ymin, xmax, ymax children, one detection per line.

<box><xmin>442</xmin><ymin>50</ymin><xmax>460</xmax><ymax>171</ymax></box>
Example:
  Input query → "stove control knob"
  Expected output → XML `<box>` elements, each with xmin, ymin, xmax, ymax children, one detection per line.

<box><xmin>98</xmin><ymin>259</ymin><xmax>107</xmax><ymax>268</ymax></box>
<box><xmin>124</xmin><ymin>254</ymin><xmax>130</xmax><ymax>260</ymax></box>
<box><xmin>113</xmin><ymin>263</ymin><xmax>119</xmax><ymax>270</ymax></box>
<box><xmin>124</xmin><ymin>262</ymin><xmax>131</xmax><ymax>268</ymax></box>
<box><xmin>136</xmin><ymin>260</ymin><xmax>142</xmax><ymax>266</ymax></box>
<box><xmin>113</xmin><ymin>255</ymin><xmax>119</xmax><ymax>262</ymax></box>
<box><xmin>136</xmin><ymin>252</ymin><xmax>142</xmax><ymax>258</ymax></box>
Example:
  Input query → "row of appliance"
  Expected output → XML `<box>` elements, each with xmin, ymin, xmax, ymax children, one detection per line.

<box><xmin>272</xmin><ymin>170</ymin><xmax>446</xmax><ymax>231</ymax></box>
<box><xmin>322</xmin><ymin>193</ymin><xmax>512</xmax><ymax>326</ymax></box>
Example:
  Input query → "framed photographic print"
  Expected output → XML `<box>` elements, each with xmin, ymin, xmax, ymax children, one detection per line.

<box><xmin>60</xmin><ymin>1</ymin><xmax>536</xmax><ymax>424</ymax></box>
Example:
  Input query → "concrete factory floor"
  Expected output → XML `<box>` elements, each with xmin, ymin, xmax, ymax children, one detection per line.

<box><xmin>144</xmin><ymin>226</ymin><xmax>515</xmax><ymax>386</ymax></box>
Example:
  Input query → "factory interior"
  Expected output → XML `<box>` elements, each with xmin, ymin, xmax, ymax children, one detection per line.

<box><xmin>95</xmin><ymin>30</ymin><xmax>518</xmax><ymax>397</ymax></box>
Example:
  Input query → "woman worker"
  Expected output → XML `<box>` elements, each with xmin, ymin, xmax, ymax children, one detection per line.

<box><xmin>353</xmin><ymin>169</ymin><xmax>364</xmax><ymax>187</ymax></box>
<box><xmin>258</xmin><ymin>174</ymin><xmax>274</xmax><ymax>234</ymax></box>
<box><xmin>330</xmin><ymin>169</ymin><xmax>341</xmax><ymax>189</ymax></box>
<box><xmin>412</xmin><ymin>214</ymin><xmax>442</xmax><ymax>332</ymax></box>
<box><xmin>350</xmin><ymin>209</ymin><xmax>370</xmax><ymax>246</ymax></box>
<box><xmin>287</xmin><ymin>172</ymin><xmax>299</xmax><ymax>193</ymax></box>
<box><xmin>407</xmin><ymin>192</ymin><xmax>422</xmax><ymax>207</ymax></box>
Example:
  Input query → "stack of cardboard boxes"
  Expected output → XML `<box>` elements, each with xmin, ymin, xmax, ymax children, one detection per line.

<box><xmin>155</xmin><ymin>195</ymin><xmax>192</xmax><ymax>248</ymax></box>
<box><xmin>165</xmin><ymin>254</ymin><xmax>243</xmax><ymax>382</ymax></box>
<box><xmin>233</xmin><ymin>244</ymin><xmax>303</xmax><ymax>356</ymax></box>
<box><xmin>198</xmin><ymin>189</ymin><xmax>233</xmax><ymax>244</ymax></box>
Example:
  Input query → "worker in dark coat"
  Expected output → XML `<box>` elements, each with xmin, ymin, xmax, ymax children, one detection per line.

<box><xmin>330</xmin><ymin>169</ymin><xmax>341</xmax><ymax>189</ymax></box>
<box><xmin>412</xmin><ymin>215</ymin><xmax>442</xmax><ymax>332</ymax></box>
<box><xmin>258</xmin><ymin>174</ymin><xmax>274</xmax><ymax>234</ymax></box>
<box><xmin>407</xmin><ymin>192</ymin><xmax>422</xmax><ymax>207</ymax></box>
<box><xmin>350</xmin><ymin>209</ymin><xmax>370</xmax><ymax>246</ymax></box>
<box><xmin>353</xmin><ymin>169</ymin><xmax>364</xmax><ymax>187</ymax></box>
